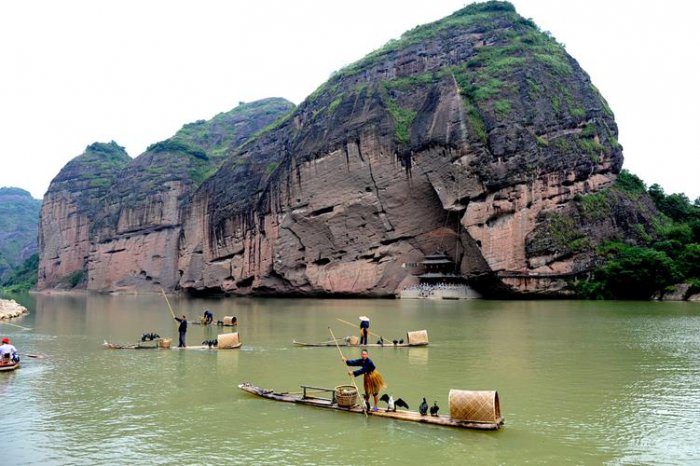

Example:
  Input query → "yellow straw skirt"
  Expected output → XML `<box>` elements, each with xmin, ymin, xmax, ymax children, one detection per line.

<box><xmin>363</xmin><ymin>370</ymin><xmax>385</xmax><ymax>396</ymax></box>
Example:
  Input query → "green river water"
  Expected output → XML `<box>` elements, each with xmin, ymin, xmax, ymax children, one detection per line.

<box><xmin>1</xmin><ymin>293</ymin><xmax>699</xmax><ymax>465</ymax></box>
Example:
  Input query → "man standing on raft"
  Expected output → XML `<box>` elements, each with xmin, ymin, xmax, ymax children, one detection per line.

<box><xmin>174</xmin><ymin>314</ymin><xmax>188</xmax><ymax>347</ymax></box>
<box><xmin>343</xmin><ymin>349</ymin><xmax>385</xmax><ymax>412</ymax></box>
<box><xmin>359</xmin><ymin>316</ymin><xmax>370</xmax><ymax>346</ymax></box>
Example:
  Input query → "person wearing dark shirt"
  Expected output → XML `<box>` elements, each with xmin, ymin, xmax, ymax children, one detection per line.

<box><xmin>203</xmin><ymin>309</ymin><xmax>213</xmax><ymax>325</ymax></box>
<box><xmin>359</xmin><ymin>316</ymin><xmax>370</xmax><ymax>346</ymax></box>
<box><xmin>174</xmin><ymin>314</ymin><xmax>188</xmax><ymax>347</ymax></box>
<box><xmin>343</xmin><ymin>349</ymin><xmax>385</xmax><ymax>412</ymax></box>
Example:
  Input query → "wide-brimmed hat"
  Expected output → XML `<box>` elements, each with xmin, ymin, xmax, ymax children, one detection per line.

<box><xmin>359</xmin><ymin>316</ymin><xmax>370</xmax><ymax>322</ymax></box>
<box><xmin>1</xmin><ymin>337</ymin><xmax>9</xmax><ymax>344</ymax></box>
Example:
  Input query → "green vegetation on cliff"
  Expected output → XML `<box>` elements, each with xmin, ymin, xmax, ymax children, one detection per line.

<box><xmin>0</xmin><ymin>253</ymin><xmax>38</xmax><ymax>292</ymax></box>
<box><xmin>575</xmin><ymin>171</ymin><xmax>700</xmax><ymax>299</ymax></box>
<box><xmin>0</xmin><ymin>188</ymin><xmax>40</xmax><ymax>281</ymax></box>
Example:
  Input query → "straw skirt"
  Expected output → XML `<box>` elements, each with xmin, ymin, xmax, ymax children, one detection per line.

<box><xmin>363</xmin><ymin>370</ymin><xmax>385</xmax><ymax>395</ymax></box>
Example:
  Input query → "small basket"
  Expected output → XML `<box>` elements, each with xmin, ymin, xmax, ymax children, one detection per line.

<box><xmin>335</xmin><ymin>385</ymin><xmax>358</xmax><ymax>407</ymax></box>
<box><xmin>159</xmin><ymin>338</ymin><xmax>172</xmax><ymax>349</ymax></box>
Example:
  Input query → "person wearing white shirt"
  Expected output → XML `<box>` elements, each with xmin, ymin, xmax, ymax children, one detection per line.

<box><xmin>0</xmin><ymin>337</ymin><xmax>19</xmax><ymax>363</ymax></box>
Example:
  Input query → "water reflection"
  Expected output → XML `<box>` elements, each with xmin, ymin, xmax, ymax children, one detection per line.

<box><xmin>2</xmin><ymin>294</ymin><xmax>700</xmax><ymax>464</ymax></box>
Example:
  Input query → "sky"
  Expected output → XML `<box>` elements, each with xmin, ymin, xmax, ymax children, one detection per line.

<box><xmin>1</xmin><ymin>0</ymin><xmax>698</xmax><ymax>201</ymax></box>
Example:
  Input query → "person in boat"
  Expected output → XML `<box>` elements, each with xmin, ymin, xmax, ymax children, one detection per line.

<box><xmin>359</xmin><ymin>316</ymin><xmax>370</xmax><ymax>346</ymax></box>
<box><xmin>174</xmin><ymin>315</ymin><xmax>188</xmax><ymax>347</ymax></box>
<box><xmin>203</xmin><ymin>309</ymin><xmax>213</xmax><ymax>325</ymax></box>
<box><xmin>0</xmin><ymin>337</ymin><xmax>20</xmax><ymax>363</ymax></box>
<box><xmin>343</xmin><ymin>349</ymin><xmax>385</xmax><ymax>412</ymax></box>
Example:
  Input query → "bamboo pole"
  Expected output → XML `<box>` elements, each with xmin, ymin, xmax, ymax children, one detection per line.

<box><xmin>160</xmin><ymin>288</ymin><xmax>179</xmax><ymax>328</ymax></box>
<box><xmin>336</xmin><ymin>317</ymin><xmax>383</xmax><ymax>340</ymax></box>
<box><xmin>0</xmin><ymin>321</ymin><xmax>32</xmax><ymax>331</ymax></box>
<box><xmin>329</xmin><ymin>326</ymin><xmax>366</xmax><ymax>417</ymax></box>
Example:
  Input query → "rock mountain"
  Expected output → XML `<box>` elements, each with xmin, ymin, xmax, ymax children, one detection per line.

<box><xmin>0</xmin><ymin>187</ymin><xmax>41</xmax><ymax>281</ymax></box>
<box><xmin>37</xmin><ymin>2</ymin><xmax>655</xmax><ymax>297</ymax></box>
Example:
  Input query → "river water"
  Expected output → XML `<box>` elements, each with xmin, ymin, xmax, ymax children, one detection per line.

<box><xmin>1</xmin><ymin>293</ymin><xmax>699</xmax><ymax>465</ymax></box>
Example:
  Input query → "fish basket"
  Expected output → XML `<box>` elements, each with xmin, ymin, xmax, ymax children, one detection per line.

<box><xmin>223</xmin><ymin>316</ymin><xmax>237</xmax><ymax>326</ymax></box>
<box><xmin>158</xmin><ymin>338</ymin><xmax>171</xmax><ymax>349</ymax></box>
<box><xmin>217</xmin><ymin>332</ymin><xmax>241</xmax><ymax>349</ymax></box>
<box><xmin>448</xmin><ymin>389</ymin><xmax>501</xmax><ymax>423</ymax></box>
<box><xmin>406</xmin><ymin>330</ymin><xmax>429</xmax><ymax>345</ymax></box>
<box><xmin>345</xmin><ymin>335</ymin><xmax>359</xmax><ymax>346</ymax></box>
<box><xmin>335</xmin><ymin>385</ymin><xmax>358</xmax><ymax>407</ymax></box>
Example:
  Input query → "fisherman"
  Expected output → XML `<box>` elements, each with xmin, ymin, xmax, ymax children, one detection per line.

<box><xmin>359</xmin><ymin>316</ymin><xmax>370</xmax><ymax>346</ymax></box>
<box><xmin>203</xmin><ymin>309</ymin><xmax>213</xmax><ymax>325</ymax></box>
<box><xmin>174</xmin><ymin>314</ymin><xmax>188</xmax><ymax>347</ymax></box>
<box><xmin>0</xmin><ymin>337</ymin><xmax>20</xmax><ymax>363</ymax></box>
<box><xmin>343</xmin><ymin>349</ymin><xmax>385</xmax><ymax>412</ymax></box>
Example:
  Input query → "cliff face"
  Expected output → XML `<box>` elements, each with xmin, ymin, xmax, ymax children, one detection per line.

<box><xmin>39</xmin><ymin>2</ymin><xmax>653</xmax><ymax>297</ymax></box>
<box><xmin>37</xmin><ymin>142</ymin><xmax>131</xmax><ymax>289</ymax></box>
<box><xmin>85</xmin><ymin>98</ymin><xmax>294</xmax><ymax>292</ymax></box>
<box><xmin>0</xmin><ymin>188</ymin><xmax>41</xmax><ymax>281</ymax></box>
<box><xmin>178</xmin><ymin>2</ymin><xmax>633</xmax><ymax>296</ymax></box>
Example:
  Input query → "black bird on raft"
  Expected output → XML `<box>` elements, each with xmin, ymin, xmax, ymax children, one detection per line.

<box><xmin>376</xmin><ymin>337</ymin><xmax>384</xmax><ymax>346</ymax></box>
<box><xmin>430</xmin><ymin>401</ymin><xmax>440</xmax><ymax>416</ymax></box>
<box><xmin>392</xmin><ymin>339</ymin><xmax>398</xmax><ymax>345</ymax></box>
<box><xmin>216</xmin><ymin>320</ymin><xmax>224</xmax><ymax>326</ymax></box>
<box><xmin>379</xmin><ymin>394</ymin><xmax>409</xmax><ymax>412</ymax></box>
<box><xmin>399</xmin><ymin>339</ymin><xmax>404</xmax><ymax>344</ymax></box>
<box><xmin>141</xmin><ymin>332</ymin><xmax>160</xmax><ymax>342</ymax></box>
<box><xmin>419</xmin><ymin>398</ymin><xmax>428</xmax><ymax>416</ymax></box>
<box><xmin>202</xmin><ymin>339</ymin><xmax>218</xmax><ymax>348</ymax></box>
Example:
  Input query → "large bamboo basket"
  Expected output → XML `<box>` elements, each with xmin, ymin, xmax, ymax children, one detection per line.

<box><xmin>406</xmin><ymin>330</ymin><xmax>429</xmax><ymax>345</ymax></box>
<box><xmin>335</xmin><ymin>385</ymin><xmax>358</xmax><ymax>407</ymax></box>
<box><xmin>158</xmin><ymin>338</ymin><xmax>171</xmax><ymax>349</ymax></box>
<box><xmin>448</xmin><ymin>389</ymin><xmax>501</xmax><ymax>423</ymax></box>
<box><xmin>223</xmin><ymin>316</ymin><xmax>237</xmax><ymax>326</ymax></box>
<box><xmin>346</xmin><ymin>335</ymin><xmax>359</xmax><ymax>346</ymax></box>
<box><xmin>217</xmin><ymin>332</ymin><xmax>241</xmax><ymax>348</ymax></box>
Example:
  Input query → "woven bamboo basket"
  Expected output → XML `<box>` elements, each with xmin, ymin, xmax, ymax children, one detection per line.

<box><xmin>335</xmin><ymin>385</ymin><xmax>358</xmax><ymax>407</ymax></box>
<box><xmin>223</xmin><ymin>316</ymin><xmax>237</xmax><ymax>326</ymax></box>
<box><xmin>346</xmin><ymin>335</ymin><xmax>359</xmax><ymax>346</ymax></box>
<box><xmin>217</xmin><ymin>332</ymin><xmax>240</xmax><ymax>348</ymax></box>
<box><xmin>448</xmin><ymin>389</ymin><xmax>501</xmax><ymax>423</ymax></box>
<box><xmin>406</xmin><ymin>329</ymin><xmax>429</xmax><ymax>345</ymax></box>
<box><xmin>158</xmin><ymin>338</ymin><xmax>171</xmax><ymax>349</ymax></box>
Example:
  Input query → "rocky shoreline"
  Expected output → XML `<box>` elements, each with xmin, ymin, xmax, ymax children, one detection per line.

<box><xmin>0</xmin><ymin>299</ymin><xmax>29</xmax><ymax>320</ymax></box>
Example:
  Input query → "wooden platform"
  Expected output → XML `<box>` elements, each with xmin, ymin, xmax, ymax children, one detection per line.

<box><xmin>238</xmin><ymin>382</ymin><xmax>503</xmax><ymax>430</ymax></box>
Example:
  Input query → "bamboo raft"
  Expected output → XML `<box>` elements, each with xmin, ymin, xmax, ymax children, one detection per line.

<box><xmin>102</xmin><ymin>340</ymin><xmax>160</xmax><ymax>349</ymax></box>
<box><xmin>103</xmin><ymin>341</ymin><xmax>242</xmax><ymax>350</ymax></box>
<box><xmin>238</xmin><ymin>383</ymin><xmax>504</xmax><ymax>430</ymax></box>
<box><xmin>292</xmin><ymin>339</ymin><xmax>427</xmax><ymax>348</ymax></box>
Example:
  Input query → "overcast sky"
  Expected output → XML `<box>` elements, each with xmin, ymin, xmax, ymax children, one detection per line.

<box><xmin>1</xmin><ymin>0</ymin><xmax>698</xmax><ymax>201</ymax></box>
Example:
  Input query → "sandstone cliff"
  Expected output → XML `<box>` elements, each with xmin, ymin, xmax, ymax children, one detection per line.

<box><xmin>39</xmin><ymin>2</ymin><xmax>657</xmax><ymax>298</ymax></box>
<box><xmin>178</xmin><ymin>1</ymin><xmax>640</xmax><ymax>297</ymax></box>
<box><xmin>38</xmin><ymin>142</ymin><xmax>131</xmax><ymax>289</ymax></box>
<box><xmin>38</xmin><ymin>99</ymin><xmax>293</xmax><ymax>291</ymax></box>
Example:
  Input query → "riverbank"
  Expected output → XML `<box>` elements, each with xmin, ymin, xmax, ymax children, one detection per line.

<box><xmin>0</xmin><ymin>298</ymin><xmax>29</xmax><ymax>319</ymax></box>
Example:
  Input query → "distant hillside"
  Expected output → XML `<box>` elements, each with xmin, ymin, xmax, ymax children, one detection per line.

<box><xmin>0</xmin><ymin>187</ymin><xmax>41</xmax><ymax>281</ymax></box>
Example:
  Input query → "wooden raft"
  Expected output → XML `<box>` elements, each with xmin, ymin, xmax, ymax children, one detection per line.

<box><xmin>238</xmin><ymin>383</ymin><xmax>503</xmax><ymax>430</ymax></box>
<box><xmin>0</xmin><ymin>361</ymin><xmax>20</xmax><ymax>372</ymax></box>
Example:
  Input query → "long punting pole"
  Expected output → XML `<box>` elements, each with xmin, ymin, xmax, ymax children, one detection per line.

<box><xmin>160</xmin><ymin>287</ymin><xmax>178</xmax><ymax>328</ymax></box>
<box><xmin>336</xmin><ymin>317</ymin><xmax>383</xmax><ymax>340</ymax></box>
<box><xmin>328</xmin><ymin>326</ymin><xmax>366</xmax><ymax>417</ymax></box>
